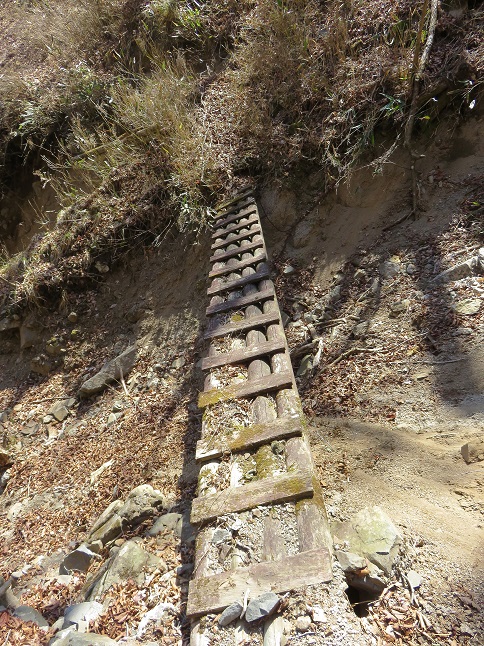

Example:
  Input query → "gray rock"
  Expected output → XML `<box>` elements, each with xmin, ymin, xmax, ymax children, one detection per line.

<box><xmin>461</xmin><ymin>440</ymin><xmax>484</xmax><ymax>464</ymax></box>
<box><xmin>292</xmin><ymin>221</ymin><xmax>313</xmax><ymax>249</ymax></box>
<box><xmin>0</xmin><ymin>448</ymin><xmax>13</xmax><ymax>468</ymax></box>
<box><xmin>295</xmin><ymin>616</ymin><xmax>311</xmax><ymax>632</ymax></box>
<box><xmin>0</xmin><ymin>317</ymin><xmax>21</xmax><ymax>333</ymax></box>
<box><xmin>333</xmin><ymin>506</ymin><xmax>402</xmax><ymax>576</ymax></box>
<box><xmin>211</xmin><ymin>528</ymin><xmax>231</xmax><ymax>545</ymax></box>
<box><xmin>245</xmin><ymin>592</ymin><xmax>279</xmax><ymax>622</ymax></box>
<box><xmin>52</xmin><ymin>406</ymin><xmax>69</xmax><ymax>422</ymax></box>
<box><xmin>79</xmin><ymin>345</ymin><xmax>137</xmax><ymax>397</ymax></box>
<box><xmin>60</xmin><ymin>545</ymin><xmax>100</xmax><ymax>574</ymax></box>
<box><xmin>13</xmin><ymin>605</ymin><xmax>49</xmax><ymax>627</ymax></box>
<box><xmin>146</xmin><ymin>513</ymin><xmax>182</xmax><ymax>538</ymax></box>
<box><xmin>389</xmin><ymin>299</ymin><xmax>410</xmax><ymax>317</ymax></box>
<box><xmin>283</xmin><ymin>265</ymin><xmax>295</xmax><ymax>275</ymax></box>
<box><xmin>329</xmin><ymin>285</ymin><xmax>342</xmax><ymax>301</ymax></box>
<box><xmin>346</xmin><ymin>561</ymin><xmax>387</xmax><ymax>595</ymax></box>
<box><xmin>297</xmin><ymin>354</ymin><xmax>313</xmax><ymax>377</ymax></box>
<box><xmin>406</xmin><ymin>263</ymin><xmax>417</xmax><ymax>275</ymax></box>
<box><xmin>171</xmin><ymin>357</ymin><xmax>186</xmax><ymax>369</ymax></box>
<box><xmin>218</xmin><ymin>601</ymin><xmax>243</xmax><ymax>626</ymax></box>
<box><xmin>67</xmin><ymin>312</ymin><xmax>78</xmax><ymax>323</ymax></box>
<box><xmin>106</xmin><ymin>412</ymin><xmax>121</xmax><ymax>426</ymax></box>
<box><xmin>406</xmin><ymin>570</ymin><xmax>422</xmax><ymax>589</ymax></box>
<box><xmin>432</xmin><ymin>253</ymin><xmax>483</xmax><ymax>284</ymax></box>
<box><xmin>112</xmin><ymin>401</ymin><xmax>123</xmax><ymax>413</ymax></box>
<box><xmin>86</xmin><ymin>540</ymin><xmax>161</xmax><ymax>600</ymax></box>
<box><xmin>30</xmin><ymin>355</ymin><xmax>53</xmax><ymax>375</ymax></box>
<box><xmin>50</xmin><ymin>632</ymin><xmax>118</xmax><ymax>645</ymax></box>
<box><xmin>452</xmin><ymin>298</ymin><xmax>481</xmax><ymax>316</ymax></box>
<box><xmin>380</xmin><ymin>260</ymin><xmax>400</xmax><ymax>279</ymax></box>
<box><xmin>353</xmin><ymin>322</ymin><xmax>369</xmax><ymax>338</ymax></box>
<box><xmin>63</xmin><ymin>601</ymin><xmax>103</xmax><ymax>628</ymax></box>
<box><xmin>119</xmin><ymin>484</ymin><xmax>165</xmax><ymax>526</ymax></box>
<box><xmin>281</xmin><ymin>311</ymin><xmax>291</xmax><ymax>328</ymax></box>
<box><xmin>20</xmin><ymin>316</ymin><xmax>40</xmax><ymax>350</ymax></box>
<box><xmin>87</xmin><ymin>485</ymin><xmax>164</xmax><ymax>546</ymax></box>
<box><xmin>335</xmin><ymin>551</ymin><xmax>367</xmax><ymax>573</ymax></box>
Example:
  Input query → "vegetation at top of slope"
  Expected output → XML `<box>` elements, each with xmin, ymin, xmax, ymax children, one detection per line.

<box><xmin>0</xmin><ymin>0</ymin><xmax>482</xmax><ymax>314</ymax></box>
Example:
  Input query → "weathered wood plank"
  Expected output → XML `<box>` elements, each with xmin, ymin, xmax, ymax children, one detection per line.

<box><xmin>210</xmin><ymin>239</ymin><xmax>264</xmax><ymax>264</ymax></box>
<box><xmin>190</xmin><ymin>468</ymin><xmax>313</xmax><ymax>525</ymax></box>
<box><xmin>211</xmin><ymin>226</ymin><xmax>261</xmax><ymax>251</ymax></box>
<box><xmin>207</xmin><ymin>265</ymin><xmax>270</xmax><ymax>296</ymax></box>
<box><xmin>213</xmin><ymin>206</ymin><xmax>257</xmax><ymax>230</ymax></box>
<box><xmin>206</xmin><ymin>287</ymin><xmax>274</xmax><ymax>317</ymax></box>
<box><xmin>216</xmin><ymin>190</ymin><xmax>254</xmax><ymax>213</ymax></box>
<box><xmin>211</xmin><ymin>213</ymin><xmax>259</xmax><ymax>239</ymax></box>
<box><xmin>205</xmin><ymin>310</ymin><xmax>279</xmax><ymax>340</ymax></box>
<box><xmin>209</xmin><ymin>252</ymin><xmax>266</xmax><ymax>279</ymax></box>
<box><xmin>262</xmin><ymin>516</ymin><xmax>286</xmax><ymax>562</ymax></box>
<box><xmin>196</xmin><ymin>416</ymin><xmax>302</xmax><ymax>462</ymax></box>
<box><xmin>198</xmin><ymin>371</ymin><xmax>293</xmax><ymax>408</ymax></box>
<box><xmin>186</xmin><ymin>547</ymin><xmax>332</xmax><ymax>617</ymax></box>
<box><xmin>202</xmin><ymin>338</ymin><xmax>285</xmax><ymax>371</ymax></box>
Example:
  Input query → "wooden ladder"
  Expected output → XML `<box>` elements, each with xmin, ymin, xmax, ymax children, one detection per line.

<box><xmin>188</xmin><ymin>191</ymin><xmax>333</xmax><ymax>644</ymax></box>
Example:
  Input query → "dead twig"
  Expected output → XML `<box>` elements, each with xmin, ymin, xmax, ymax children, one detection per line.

<box><xmin>322</xmin><ymin>346</ymin><xmax>384</xmax><ymax>370</ymax></box>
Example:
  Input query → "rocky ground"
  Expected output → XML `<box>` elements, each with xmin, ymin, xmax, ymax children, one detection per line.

<box><xmin>0</xmin><ymin>111</ymin><xmax>483</xmax><ymax>645</ymax></box>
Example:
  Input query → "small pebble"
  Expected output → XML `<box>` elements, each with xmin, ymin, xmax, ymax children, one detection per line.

<box><xmin>295</xmin><ymin>615</ymin><xmax>312</xmax><ymax>632</ymax></box>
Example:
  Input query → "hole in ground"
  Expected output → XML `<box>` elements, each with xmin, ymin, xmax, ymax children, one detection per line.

<box><xmin>345</xmin><ymin>585</ymin><xmax>381</xmax><ymax>618</ymax></box>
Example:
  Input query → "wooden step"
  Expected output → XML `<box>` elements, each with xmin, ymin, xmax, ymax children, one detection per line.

<box><xmin>210</xmin><ymin>239</ymin><xmax>264</xmax><ymax>264</ymax></box>
<box><xmin>196</xmin><ymin>416</ymin><xmax>303</xmax><ymax>462</ymax></box>
<box><xmin>213</xmin><ymin>206</ymin><xmax>257</xmax><ymax>230</ymax></box>
<box><xmin>216</xmin><ymin>190</ymin><xmax>254</xmax><ymax>212</ymax></box>
<box><xmin>206</xmin><ymin>287</ymin><xmax>275</xmax><ymax>317</ymax></box>
<box><xmin>204</xmin><ymin>310</ymin><xmax>279</xmax><ymax>340</ymax></box>
<box><xmin>202</xmin><ymin>338</ymin><xmax>285</xmax><ymax>371</ymax></box>
<box><xmin>211</xmin><ymin>213</ymin><xmax>259</xmax><ymax>239</ymax></box>
<box><xmin>190</xmin><ymin>468</ymin><xmax>313</xmax><ymax>525</ymax></box>
<box><xmin>186</xmin><ymin>547</ymin><xmax>332</xmax><ymax>617</ymax></box>
<box><xmin>211</xmin><ymin>226</ymin><xmax>261</xmax><ymax>251</ymax></box>
<box><xmin>207</xmin><ymin>266</ymin><xmax>270</xmax><ymax>296</ymax></box>
<box><xmin>198</xmin><ymin>370</ymin><xmax>293</xmax><ymax>407</ymax></box>
<box><xmin>209</xmin><ymin>252</ymin><xmax>266</xmax><ymax>279</ymax></box>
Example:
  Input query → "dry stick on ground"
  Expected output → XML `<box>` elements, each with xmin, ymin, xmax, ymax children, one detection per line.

<box><xmin>384</xmin><ymin>0</ymin><xmax>439</xmax><ymax>232</ymax></box>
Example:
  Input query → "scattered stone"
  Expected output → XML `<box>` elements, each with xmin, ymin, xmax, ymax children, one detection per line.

<box><xmin>461</xmin><ymin>440</ymin><xmax>484</xmax><ymax>464</ymax></box>
<box><xmin>353</xmin><ymin>322</ymin><xmax>368</xmax><ymax>338</ymax></box>
<box><xmin>60</xmin><ymin>545</ymin><xmax>100</xmax><ymax>574</ymax></box>
<box><xmin>43</xmin><ymin>415</ymin><xmax>54</xmax><ymax>424</ymax></box>
<box><xmin>0</xmin><ymin>317</ymin><xmax>21</xmax><ymax>333</ymax></box>
<box><xmin>0</xmin><ymin>448</ymin><xmax>13</xmax><ymax>468</ymax></box>
<box><xmin>79</xmin><ymin>345</ymin><xmax>137</xmax><ymax>397</ymax></box>
<box><xmin>333</xmin><ymin>506</ymin><xmax>402</xmax><ymax>576</ymax></box>
<box><xmin>67</xmin><ymin>312</ymin><xmax>78</xmax><ymax>323</ymax></box>
<box><xmin>292</xmin><ymin>220</ymin><xmax>313</xmax><ymax>249</ymax></box>
<box><xmin>106</xmin><ymin>412</ymin><xmax>121</xmax><ymax>426</ymax></box>
<box><xmin>50</xmin><ymin>632</ymin><xmax>118</xmax><ymax>645</ymax></box>
<box><xmin>147</xmin><ymin>512</ymin><xmax>182</xmax><ymax>538</ymax></box>
<box><xmin>297</xmin><ymin>354</ymin><xmax>313</xmax><ymax>377</ymax></box>
<box><xmin>335</xmin><ymin>551</ymin><xmax>367</xmax><ymax>573</ymax></box>
<box><xmin>86</xmin><ymin>540</ymin><xmax>162</xmax><ymax>599</ymax></box>
<box><xmin>218</xmin><ymin>601</ymin><xmax>243</xmax><ymax>626</ymax></box>
<box><xmin>354</xmin><ymin>268</ymin><xmax>367</xmax><ymax>280</ymax></box>
<box><xmin>245</xmin><ymin>592</ymin><xmax>279</xmax><ymax>622</ymax></box>
<box><xmin>380</xmin><ymin>259</ymin><xmax>401</xmax><ymax>279</ymax></box>
<box><xmin>329</xmin><ymin>285</ymin><xmax>342</xmax><ymax>301</ymax></box>
<box><xmin>171</xmin><ymin>357</ymin><xmax>186</xmax><ymax>369</ymax></box>
<box><xmin>30</xmin><ymin>355</ymin><xmax>53</xmax><ymax>376</ymax></box>
<box><xmin>112</xmin><ymin>401</ymin><xmax>123</xmax><ymax>413</ymax></box>
<box><xmin>90</xmin><ymin>460</ymin><xmax>114</xmax><ymax>485</ymax></box>
<box><xmin>295</xmin><ymin>616</ymin><xmax>311</xmax><ymax>632</ymax></box>
<box><xmin>283</xmin><ymin>265</ymin><xmax>295</xmax><ymax>275</ymax></box>
<box><xmin>389</xmin><ymin>299</ymin><xmax>410</xmax><ymax>317</ymax></box>
<box><xmin>281</xmin><ymin>311</ymin><xmax>291</xmax><ymax>328</ymax></box>
<box><xmin>13</xmin><ymin>605</ymin><xmax>49</xmax><ymax>627</ymax></box>
<box><xmin>432</xmin><ymin>251</ymin><xmax>484</xmax><ymax>284</ymax></box>
<box><xmin>51</xmin><ymin>405</ymin><xmax>69</xmax><ymax>423</ymax></box>
<box><xmin>95</xmin><ymin>261</ymin><xmax>110</xmax><ymax>274</ymax></box>
<box><xmin>136</xmin><ymin>602</ymin><xmax>176</xmax><ymax>637</ymax></box>
<box><xmin>19</xmin><ymin>313</ymin><xmax>42</xmax><ymax>348</ymax></box>
<box><xmin>406</xmin><ymin>263</ymin><xmax>417</xmax><ymax>275</ymax></box>
<box><xmin>63</xmin><ymin>601</ymin><xmax>103</xmax><ymax>629</ymax></box>
<box><xmin>312</xmin><ymin>606</ymin><xmax>327</xmax><ymax>623</ymax></box>
<box><xmin>271</xmin><ymin>441</ymin><xmax>285</xmax><ymax>456</ymax></box>
<box><xmin>452</xmin><ymin>298</ymin><xmax>481</xmax><ymax>316</ymax></box>
<box><xmin>406</xmin><ymin>570</ymin><xmax>422</xmax><ymax>589</ymax></box>
<box><xmin>211</xmin><ymin>528</ymin><xmax>232</xmax><ymax>545</ymax></box>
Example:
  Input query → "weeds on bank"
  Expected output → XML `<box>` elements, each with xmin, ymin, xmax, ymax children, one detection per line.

<box><xmin>0</xmin><ymin>0</ymin><xmax>482</xmax><ymax>311</ymax></box>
